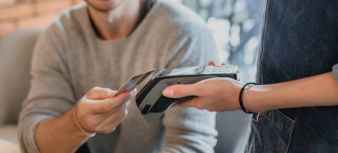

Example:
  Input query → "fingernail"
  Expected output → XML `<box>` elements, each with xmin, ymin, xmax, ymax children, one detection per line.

<box><xmin>163</xmin><ymin>89</ymin><xmax>174</xmax><ymax>97</ymax></box>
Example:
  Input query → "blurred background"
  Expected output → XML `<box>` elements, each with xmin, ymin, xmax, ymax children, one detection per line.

<box><xmin>0</xmin><ymin>0</ymin><xmax>82</xmax><ymax>36</ymax></box>
<box><xmin>0</xmin><ymin>0</ymin><xmax>265</xmax><ymax>153</ymax></box>
<box><xmin>0</xmin><ymin>0</ymin><xmax>265</xmax><ymax>82</ymax></box>
<box><xmin>181</xmin><ymin>0</ymin><xmax>266</xmax><ymax>82</ymax></box>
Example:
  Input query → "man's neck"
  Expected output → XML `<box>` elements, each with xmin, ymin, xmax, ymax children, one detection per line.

<box><xmin>88</xmin><ymin>0</ymin><xmax>144</xmax><ymax>40</ymax></box>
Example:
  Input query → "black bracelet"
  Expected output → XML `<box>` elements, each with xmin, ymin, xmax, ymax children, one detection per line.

<box><xmin>239</xmin><ymin>82</ymin><xmax>257</xmax><ymax>114</ymax></box>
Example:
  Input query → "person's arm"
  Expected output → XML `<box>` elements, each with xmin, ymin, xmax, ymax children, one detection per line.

<box><xmin>162</xmin><ymin>70</ymin><xmax>338</xmax><ymax>113</ymax></box>
<box><xmin>159</xmin><ymin>23</ymin><xmax>218</xmax><ymax>153</ymax></box>
<box><xmin>34</xmin><ymin>88</ymin><xmax>131</xmax><ymax>153</ymax></box>
<box><xmin>247</xmin><ymin>71</ymin><xmax>338</xmax><ymax>112</ymax></box>
<box><xmin>19</xmin><ymin>30</ymin><xmax>131</xmax><ymax>153</ymax></box>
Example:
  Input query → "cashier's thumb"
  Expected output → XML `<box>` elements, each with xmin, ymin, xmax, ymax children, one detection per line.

<box><xmin>163</xmin><ymin>84</ymin><xmax>196</xmax><ymax>98</ymax></box>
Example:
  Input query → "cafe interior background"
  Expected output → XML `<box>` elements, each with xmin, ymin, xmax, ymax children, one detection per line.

<box><xmin>0</xmin><ymin>0</ymin><xmax>266</xmax><ymax>152</ymax></box>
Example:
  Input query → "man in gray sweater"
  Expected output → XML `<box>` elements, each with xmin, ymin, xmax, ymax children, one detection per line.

<box><xmin>18</xmin><ymin>0</ymin><xmax>219</xmax><ymax>153</ymax></box>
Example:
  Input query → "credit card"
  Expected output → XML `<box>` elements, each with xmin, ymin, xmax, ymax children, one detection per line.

<box><xmin>114</xmin><ymin>70</ymin><xmax>157</xmax><ymax>97</ymax></box>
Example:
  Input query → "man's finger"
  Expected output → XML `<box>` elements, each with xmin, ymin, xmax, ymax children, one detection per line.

<box><xmin>94</xmin><ymin>92</ymin><xmax>131</xmax><ymax>113</ymax></box>
<box><xmin>103</xmin><ymin>100</ymin><xmax>129</xmax><ymax>118</ymax></box>
<box><xmin>87</xmin><ymin>87</ymin><xmax>116</xmax><ymax>100</ymax></box>
<box><xmin>162</xmin><ymin>84</ymin><xmax>200</xmax><ymax>98</ymax></box>
<box><xmin>96</xmin><ymin>109</ymin><xmax>127</xmax><ymax>134</ymax></box>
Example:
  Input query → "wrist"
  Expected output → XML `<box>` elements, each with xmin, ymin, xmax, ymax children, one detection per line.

<box><xmin>35</xmin><ymin>107</ymin><xmax>90</xmax><ymax>153</ymax></box>
<box><xmin>239</xmin><ymin>82</ymin><xmax>256</xmax><ymax>113</ymax></box>
<box><xmin>245</xmin><ymin>85</ymin><xmax>273</xmax><ymax>113</ymax></box>
<box><xmin>72</xmin><ymin>107</ymin><xmax>96</xmax><ymax>138</ymax></box>
<box><xmin>57</xmin><ymin>108</ymin><xmax>91</xmax><ymax>139</ymax></box>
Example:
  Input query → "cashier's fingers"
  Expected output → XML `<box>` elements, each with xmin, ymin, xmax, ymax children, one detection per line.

<box><xmin>177</xmin><ymin>97</ymin><xmax>226</xmax><ymax>112</ymax></box>
<box><xmin>176</xmin><ymin>97</ymin><xmax>211</xmax><ymax>110</ymax></box>
<box><xmin>163</xmin><ymin>84</ymin><xmax>201</xmax><ymax>98</ymax></box>
<box><xmin>175</xmin><ymin>97</ymin><xmax>219</xmax><ymax>111</ymax></box>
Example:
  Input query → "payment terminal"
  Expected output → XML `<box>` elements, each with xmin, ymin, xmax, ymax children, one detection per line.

<box><xmin>116</xmin><ymin>65</ymin><xmax>239</xmax><ymax>122</ymax></box>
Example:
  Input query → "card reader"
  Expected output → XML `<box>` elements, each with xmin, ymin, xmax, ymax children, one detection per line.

<box><xmin>135</xmin><ymin>65</ymin><xmax>240</xmax><ymax>121</ymax></box>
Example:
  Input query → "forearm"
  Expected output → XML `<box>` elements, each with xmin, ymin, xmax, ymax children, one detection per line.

<box><xmin>247</xmin><ymin>72</ymin><xmax>338</xmax><ymax>112</ymax></box>
<box><xmin>35</xmin><ymin>108</ymin><xmax>88</xmax><ymax>153</ymax></box>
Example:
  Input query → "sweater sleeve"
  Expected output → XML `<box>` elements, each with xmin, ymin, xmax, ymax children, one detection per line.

<box><xmin>18</xmin><ymin>27</ymin><xmax>76</xmax><ymax>153</ymax></box>
<box><xmin>160</xmin><ymin>23</ymin><xmax>219</xmax><ymax>153</ymax></box>
<box><xmin>333</xmin><ymin>64</ymin><xmax>338</xmax><ymax>83</ymax></box>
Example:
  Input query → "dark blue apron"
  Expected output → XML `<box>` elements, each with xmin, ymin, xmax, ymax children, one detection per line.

<box><xmin>248</xmin><ymin>0</ymin><xmax>338</xmax><ymax>153</ymax></box>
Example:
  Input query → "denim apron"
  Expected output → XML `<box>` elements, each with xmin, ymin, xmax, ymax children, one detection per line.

<box><xmin>247</xmin><ymin>0</ymin><xmax>338</xmax><ymax>153</ymax></box>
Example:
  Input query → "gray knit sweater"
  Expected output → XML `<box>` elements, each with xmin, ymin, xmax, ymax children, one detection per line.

<box><xmin>18</xmin><ymin>1</ymin><xmax>219</xmax><ymax>153</ymax></box>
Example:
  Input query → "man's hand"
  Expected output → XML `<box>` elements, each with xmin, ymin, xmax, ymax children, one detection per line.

<box><xmin>75</xmin><ymin>87</ymin><xmax>132</xmax><ymax>134</ymax></box>
<box><xmin>162</xmin><ymin>78</ymin><xmax>242</xmax><ymax>112</ymax></box>
<box><xmin>35</xmin><ymin>86</ymin><xmax>134</xmax><ymax>153</ymax></box>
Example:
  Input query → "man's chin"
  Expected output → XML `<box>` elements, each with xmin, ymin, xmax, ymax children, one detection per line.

<box><xmin>89</xmin><ymin>5</ymin><xmax>114</xmax><ymax>12</ymax></box>
<box><xmin>86</xmin><ymin>0</ymin><xmax>123</xmax><ymax>12</ymax></box>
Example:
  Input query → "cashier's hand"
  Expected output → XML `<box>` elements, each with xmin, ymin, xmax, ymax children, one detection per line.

<box><xmin>74</xmin><ymin>87</ymin><xmax>133</xmax><ymax>134</ymax></box>
<box><xmin>162</xmin><ymin>78</ymin><xmax>242</xmax><ymax>112</ymax></box>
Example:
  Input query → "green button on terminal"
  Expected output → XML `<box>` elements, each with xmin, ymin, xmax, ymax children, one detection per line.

<box><xmin>226</xmin><ymin>64</ymin><xmax>234</xmax><ymax>68</ymax></box>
